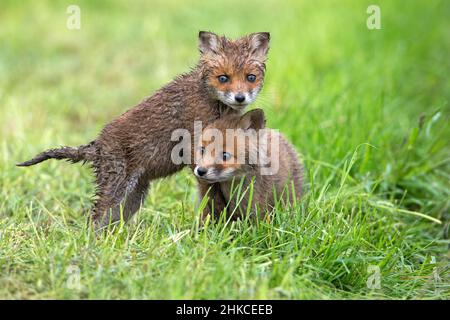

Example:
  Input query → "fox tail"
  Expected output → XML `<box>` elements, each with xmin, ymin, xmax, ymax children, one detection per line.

<box><xmin>16</xmin><ymin>141</ymin><xmax>96</xmax><ymax>167</ymax></box>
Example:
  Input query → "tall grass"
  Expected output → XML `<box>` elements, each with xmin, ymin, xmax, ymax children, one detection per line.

<box><xmin>0</xmin><ymin>0</ymin><xmax>449</xmax><ymax>299</ymax></box>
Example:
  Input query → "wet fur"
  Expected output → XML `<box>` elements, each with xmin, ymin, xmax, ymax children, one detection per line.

<box><xmin>195</xmin><ymin>110</ymin><xmax>303</xmax><ymax>221</ymax></box>
<box><xmin>17</xmin><ymin>31</ymin><xmax>270</xmax><ymax>230</ymax></box>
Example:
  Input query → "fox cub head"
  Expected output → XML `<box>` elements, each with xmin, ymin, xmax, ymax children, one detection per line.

<box><xmin>194</xmin><ymin>109</ymin><xmax>266</xmax><ymax>183</ymax></box>
<box><xmin>198</xmin><ymin>31</ymin><xmax>270</xmax><ymax>110</ymax></box>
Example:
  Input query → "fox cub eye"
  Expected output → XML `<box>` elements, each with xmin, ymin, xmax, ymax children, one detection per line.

<box><xmin>218</xmin><ymin>75</ymin><xmax>229</xmax><ymax>83</ymax></box>
<box><xmin>247</xmin><ymin>74</ymin><xmax>256</xmax><ymax>82</ymax></box>
<box><xmin>200</xmin><ymin>146</ymin><xmax>205</xmax><ymax>156</ymax></box>
<box><xmin>222</xmin><ymin>152</ymin><xmax>231</xmax><ymax>161</ymax></box>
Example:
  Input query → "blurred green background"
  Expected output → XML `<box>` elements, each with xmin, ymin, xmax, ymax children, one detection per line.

<box><xmin>0</xmin><ymin>0</ymin><xmax>449</xmax><ymax>299</ymax></box>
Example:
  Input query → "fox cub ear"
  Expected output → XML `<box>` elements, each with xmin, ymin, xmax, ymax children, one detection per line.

<box><xmin>248</xmin><ymin>32</ymin><xmax>270</xmax><ymax>60</ymax></box>
<box><xmin>198</xmin><ymin>31</ymin><xmax>221</xmax><ymax>54</ymax></box>
<box><xmin>239</xmin><ymin>109</ymin><xmax>266</xmax><ymax>131</ymax></box>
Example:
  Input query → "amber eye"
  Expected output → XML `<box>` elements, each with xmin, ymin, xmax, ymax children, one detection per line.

<box><xmin>218</xmin><ymin>75</ymin><xmax>229</xmax><ymax>83</ymax></box>
<box><xmin>222</xmin><ymin>152</ymin><xmax>231</xmax><ymax>161</ymax></box>
<box><xmin>199</xmin><ymin>146</ymin><xmax>205</xmax><ymax>156</ymax></box>
<box><xmin>247</xmin><ymin>74</ymin><xmax>256</xmax><ymax>82</ymax></box>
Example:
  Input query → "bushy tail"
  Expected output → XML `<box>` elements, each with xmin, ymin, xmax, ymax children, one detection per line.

<box><xmin>16</xmin><ymin>141</ymin><xmax>96</xmax><ymax>167</ymax></box>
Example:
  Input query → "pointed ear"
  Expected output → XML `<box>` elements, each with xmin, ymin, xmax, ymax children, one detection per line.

<box><xmin>198</xmin><ymin>31</ymin><xmax>221</xmax><ymax>54</ymax></box>
<box><xmin>239</xmin><ymin>109</ymin><xmax>266</xmax><ymax>131</ymax></box>
<box><xmin>248</xmin><ymin>32</ymin><xmax>270</xmax><ymax>60</ymax></box>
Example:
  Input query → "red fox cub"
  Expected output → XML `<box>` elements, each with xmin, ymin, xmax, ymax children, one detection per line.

<box><xmin>17</xmin><ymin>31</ymin><xmax>270</xmax><ymax>230</ymax></box>
<box><xmin>193</xmin><ymin>109</ymin><xmax>303</xmax><ymax>220</ymax></box>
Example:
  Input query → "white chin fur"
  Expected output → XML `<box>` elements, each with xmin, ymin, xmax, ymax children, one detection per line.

<box><xmin>227</xmin><ymin>103</ymin><xmax>248</xmax><ymax>110</ymax></box>
<box><xmin>217</xmin><ymin>91</ymin><xmax>256</xmax><ymax>109</ymax></box>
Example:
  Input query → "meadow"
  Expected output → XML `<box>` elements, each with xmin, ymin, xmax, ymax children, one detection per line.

<box><xmin>0</xmin><ymin>0</ymin><xmax>449</xmax><ymax>299</ymax></box>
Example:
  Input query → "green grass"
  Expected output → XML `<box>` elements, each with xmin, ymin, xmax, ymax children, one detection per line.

<box><xmin>0</xmin><ymin>0</ymin><xmax>449</xmax><ymax>299</ymax></box>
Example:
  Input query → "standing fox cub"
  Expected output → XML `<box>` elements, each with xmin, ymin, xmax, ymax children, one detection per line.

<box><xmin>17</xmin><ymin>31</ymin><xmax>270</xmax><ymax>229</ymax></box>
<box><xmin>194</xmin><ymin>109</ymin><xmax>303</xmax><ymax>220</ymax></box>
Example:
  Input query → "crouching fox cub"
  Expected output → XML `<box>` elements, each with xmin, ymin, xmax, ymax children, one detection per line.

<box><xmin>193</xmin><ymin>109</ymin><xmax>303</xmax><ymax>220</ymax></box>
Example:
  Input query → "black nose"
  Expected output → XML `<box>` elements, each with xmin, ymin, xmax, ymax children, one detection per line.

<box><xmin>196</xmin><ymin>167</ymin><xmax>207</xmax><ymax>176</ymax></box>
<box><xmin>235</xmin><ymin>94</ymin><xmax>245</xmax><ymax>103</ymax></box>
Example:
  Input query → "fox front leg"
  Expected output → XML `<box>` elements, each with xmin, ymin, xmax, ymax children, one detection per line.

<box><xmin>198</xmin><ymin>182</ymin><xmax>227</xmax><ymax>222</ymax></box>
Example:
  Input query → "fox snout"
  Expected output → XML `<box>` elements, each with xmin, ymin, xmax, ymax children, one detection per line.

<box><xmin>216</xmin><ymin>90</ymin><xmax>259</xmax><ymax>109</ymax></box>
<box><xmin>194</xmin><ymin>165</ymin><xmax>238</xmax><ymax>183</ymax></box>
<box><xmin>195</xmin><ymin>166</ymin><xmax>208</xmax><ymax>177</ymax></box>
<box><xmin>194</xmin><ymin>165</ymin><xmax>216</xmax><ymax>181</ymax></box>
<box><xmin>234</xmin><ymin>93</ymin><xmax>245</xmax><ymax>103</ymax></box>
<box><xmin>194</xmin><ymin>165</ymin><xmax>214</xmax><ymax>183</ymax></box>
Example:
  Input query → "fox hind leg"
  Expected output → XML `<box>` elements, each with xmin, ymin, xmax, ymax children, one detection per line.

<box><xmin>91</xmin><ymin>180</ymin><xmax>128</xmax><ymax>230</ymax></box>
<box><xmin>90</xmin><ymin>157</ymin><xmax>129</xmax><ymax>230</ymax></box>
<box><xmin>91</xmin><ymin>167</ymin><xmax>150</xmax><ymax>231</ymax></box>
<box><xmin>122</xmin><ymin>174</ymin><xmax>150</xmax><ymax>222</ymax></box>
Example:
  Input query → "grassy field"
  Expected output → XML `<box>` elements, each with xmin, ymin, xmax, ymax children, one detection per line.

<box><xmin>0</xmin><ymin>0</ymin><xmax>449</xmax><ymax>299</ymax></box>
